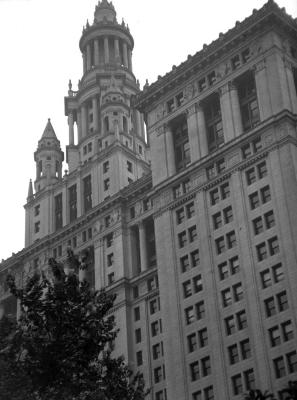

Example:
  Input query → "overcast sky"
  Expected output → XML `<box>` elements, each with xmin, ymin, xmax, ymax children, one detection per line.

<box><xmin>0</xmin><ymin>0</ymin><xmax>296</xmax><ymax>261</ymax></box>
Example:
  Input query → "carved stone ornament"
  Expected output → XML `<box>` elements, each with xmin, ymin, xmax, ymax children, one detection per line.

<box><xmin>184</xmin><ymin>83</ymin><xmax>195</xmax><ymax>101</ymax></box>
<box><xmin>94</xmin><ymin>219</ymin><xmax>103</xmax><ymax>233</ymax></box>
<box><xmin>135</xmin><ymin>201</ymin><xmax>143</xmax><ymax>217</ymax></box>
<box><xmin>111</xmin><ymin>209</ymin><xmax>121</xmax><ymax>223</ymax></box>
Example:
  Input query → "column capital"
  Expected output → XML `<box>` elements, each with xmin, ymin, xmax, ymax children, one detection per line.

<box><xmin>253</xmin><ymin>59</ymin><xmax>266</xmax><ymax>73</ymax></box>
<box><xmin>218</xmin><ymin>81</ymin><xmax>235</xmax><ymax>96</ymax></box>
<box><xmin>186</xmin><ymin>102</ymin><xmax>200</xmax><ymax>117</ymax></box>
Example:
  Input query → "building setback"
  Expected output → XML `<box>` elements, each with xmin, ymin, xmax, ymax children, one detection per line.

<box><xmin>1</xmin><ymin>0</ymin><xmax>297</xmax><ymax>399</ymax></box>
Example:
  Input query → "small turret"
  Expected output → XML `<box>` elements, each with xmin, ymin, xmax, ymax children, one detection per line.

<box><xmin>34</xmin><ymin>119</ymin><xmax>64</xmax><ymax>192</ymax></box>
<box><xmin>27</xmin><ymin>179</ymin><xmax>34</xmax><ymax>201</ymax></box>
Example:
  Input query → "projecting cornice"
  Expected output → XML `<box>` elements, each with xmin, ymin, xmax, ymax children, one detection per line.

<box><xmin>132</xmin><ymin>0</ymin><xmax>297</xmax><ymax>112</ymax></box>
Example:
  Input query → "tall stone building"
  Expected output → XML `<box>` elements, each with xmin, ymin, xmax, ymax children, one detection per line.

<box><xmin>1</xmin><ymin>0</ymin><xmax>297</xmax><ymax>399</ymax></box>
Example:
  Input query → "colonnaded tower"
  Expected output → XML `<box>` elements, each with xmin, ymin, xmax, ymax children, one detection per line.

<box><xmin>1</xmin><ymin>1</ymin><xmax>297</xmax><ymax>400</ymax></box>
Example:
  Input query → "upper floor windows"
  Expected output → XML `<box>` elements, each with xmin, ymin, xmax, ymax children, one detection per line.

<box><xmin>237</xmin><ymin>71</ymin><xmax>260</xmax><ymax>132</ymax></box>
<box><xmin>172</xmin><ymin>116</ymin><xmax>190</xmax><ymax>171</ymax></box>
<box><xmin>204</xmin><ymin>94</ymin><xmax>224</xmax><ymax>153</ymax></box>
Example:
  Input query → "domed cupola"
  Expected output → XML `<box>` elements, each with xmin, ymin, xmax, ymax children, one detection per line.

<box><xmin>34</xmin><ymin>119</ymin><xmax>64</xmax><ymax>192</ymax></box>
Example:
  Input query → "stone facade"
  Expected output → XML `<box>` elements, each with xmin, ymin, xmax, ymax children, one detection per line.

<box><xmin>1</xmin><ymin>1</ymin><xmax>297</xmax><ymax>399</ymax></box>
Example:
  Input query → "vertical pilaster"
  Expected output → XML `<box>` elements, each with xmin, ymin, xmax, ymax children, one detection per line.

<box><xmin>77</xmin><ymin>110</ymin><xmax>82</xmax><ymax>143</ymax></box>
<box><xmin>123</xmin><ymin>42</ymin><xmax>128</xmax><ymax>68</ymax></box>
<box><xmin>104</xmin><ymin>37</ymin><xmax>109</xmax><ymax>64</ymax></box>
<box><xmin>138</xmin><ymin>222</ymin><xmax>148</xmax><ymax>272</ymax></box>
<box><xmin>92</xmin><ymin>97</ymin><xmax>99</xmax><ymax>132</ymax></box>
<box><xmin>229</xmin><ymin>83</ymin><xmax>243</xmax><ymax>137</ymax></box>
<box><xmin>254</xmin><ymin>59</ymin><xmax>273</xmax><ymax>121</ymax></box>
<box><xmin>127</xmin><ymin>48</ymin><xmax>132</xmax><ymax>71</ymax></box>
<box><xmin>62</xmin><ymin>186</ymin><xmax>67</xmax><ymax>226</ymax></box>
<box><xmin>164</xmin><ymin>124</ymin><xmax>176</xmax><ymax>177</ymax></box>
<box><xmin>284</xmin><ymin>59</ymin><xmax>297</xmax><ymax>114</ymax></box>
<box><xmin>94</xmin><ymin>238</ymin><xmax>105</xmax><ymax>290</ymax></box>
<box><xmin>220</xmin><ymin>82</ymin><xmax>235</xmax><ymax>142</ymax></box>
<box><xmin>94</xmin><ymin>39</ymin><xmax>100</xmax><ymax>66</ymax></box>
<box><xmin>114</xmin><ymin>38</ymin><xmax>120</xmax><ymax>63</ymax></box>
<box><xmin>196</xmin><ymin>104</ymin><xmax>208</xmax><ymax>158</ymax></box>
<box><xmin>76</xmin><ymin>177</ymin><xmax>82</xmax><ymax>218</ymax></box>
<box><xmin>68</xmin><ymin>112</ymin><xmax>74</xmax><ymax>145</ymax></box>
<box><xmin>86</xmin><ymin>43</ymin><xmax>92</xmax><ymax>70</ymax></box>
<box><xmin>81</xmin><ymin>104</ymin><xmax>88</xmax><ymax>138</ymax></box>
<box><xmin>83</xmin><ymin>50</ymin><xmax>87</xmax><ymax>74</ymax></box>
<box><xmin>187</xmin><ymin>104</ymin><xmax>200</xmax><ymax>163</ymax></box>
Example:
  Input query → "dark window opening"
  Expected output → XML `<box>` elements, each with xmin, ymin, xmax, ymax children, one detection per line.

<box><xmin>54</xmin><ymin>193</ymin><xmax>63</xmax><ymax>231</ymax></box>
<box><xmin>83</xmin><ymin>175</ymin><xmax>92</xmax><ymax>213</ymax></box>
<box><xmin>204</xmin><ymin>94</ymin><xmax>224</xmax><ymax>153</ymax></box>
<box><xmin>237</xmin><ymin>71</ymin><xmax>260</xmax><ymax>132</ymax></box>
<box><xmin>171</xmin><ymin>116</ymin><xmax>190</xmax><ymax>171</ymax></box>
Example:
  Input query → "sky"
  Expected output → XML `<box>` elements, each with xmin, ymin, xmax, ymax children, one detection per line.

<box><xmin>0</xmin><ymin>0</ymin><xmax>296</xmax><ymax>261</ymax></box>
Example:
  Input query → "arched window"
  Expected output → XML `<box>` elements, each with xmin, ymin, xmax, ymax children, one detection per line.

<box><xmin>38</xmin><ymin>160</ymin><xmax>43</xmax><ymax>177</ymax></box>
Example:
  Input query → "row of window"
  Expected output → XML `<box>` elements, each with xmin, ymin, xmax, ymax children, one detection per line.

<box><xmin>212</xmin><ymin>205</ymin><xmax>233</xmax><ymax>230</ymax></box>
<box><xmin>246</xmin><ymin>161</ymin><xmax>267</xmax><ymax>185</ymax></box>
<box><xmin>185</xmin><ymin>301</ymin><xmax>205</xmax><ymax>325</ymax></box>
<box><xmin>264</xmin><ymin>291</ymin><xmax>289</xmax><ymax>318</ymax></box>
<box><xmin>260</xmin><ymin>263</ymin><xmax>284</xmax><ymax>289</ymax></box>
<box><xmin>228</xmin><ymin>338</ymin><xmax>251</xmax><ymax>365</ymax></box>
<box><xmin>269</xmin><ymin>320</ymin><xmax>294</xmax><ymax>347</ymax></box>
<box><xmin>183</xmin><ymin>275</ymin><xmax>203</xmax><ymax>298</ymax></box>
<box><xmin>178</xmin><ymin>226</ymin><xmax>198</xmax><ymax>248</ymax></box>
<box><xmin>176</xmin><ymin>201</ymin><xmax>195</xmax><ymax>224</ymax></box>
<box><xmin>274</xmin><ymin>351</ymin><xmax>297</xmax><ymax>379</ymax></box>
<box><xmin>221</xmin><ymin>282</ymin><xmax>243</xmax><ymax>307</ymax></box>
<box><xmin>180</xmin><ymin>249</ymin><xmax>200</xmax><ymax>273</ymax></box>
<box><xmin>187</xmin><ymin>327</ymin><xmax>208</xmax><ymax>352</ymax></box>
<box><xmin>215</xmin><ymin>230</ymin><xmax>237</xmax><ymax>255</ymax></box>
<box><xmin>192</xmin><ymin>385</ymin><xmax>214</xmax><ymax>400</ymax></box>
<box><xmin>256</xmin><ymin>236</ymin><xmax>279</xmax><ymax>262</ymax></box>
<box><xmin>218</xmin><ymin>256</ymin><xmax>240</xmax><ymax>280</ymax></box>
<box><xmin>232</xmin><ymin>369</ymin><xmax>255</xmax><ymax>395</ymax></box>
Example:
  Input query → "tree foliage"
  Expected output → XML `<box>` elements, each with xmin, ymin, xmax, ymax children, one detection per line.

<box><xmin>243</xmin><ymin>389</ymin><xmax>276</xmax><ymax>400</ymax></box>
<box><xmin>0</xmin><ymin>250</ymin><xmax>147</xmax><ymax>400</ymax></box>
<box><xmin>280</xmin><ymin>381</ymin><xmax>297</xmax><ymax>400</ymax></box>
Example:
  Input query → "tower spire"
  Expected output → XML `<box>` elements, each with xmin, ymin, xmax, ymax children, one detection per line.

<box><xmin>27</xmin><ymin>179</ymin><xmax>33</xmax><ymax>201</ymax></box>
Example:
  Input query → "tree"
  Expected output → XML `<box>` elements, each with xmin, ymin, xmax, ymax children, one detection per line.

<box><xmin>280</xmin><ymin>381</ymin><xmax>297</xmax><ymax>400</ymax></box>
<box><xmin>243</xmin><ymin>389</ymin><xmax>276</xmax><ymax>400</ymax></box>
<box><xmin>0</xmin><ymin>250</ymin><xmax>147</xmax><ymax>400</ymax></box>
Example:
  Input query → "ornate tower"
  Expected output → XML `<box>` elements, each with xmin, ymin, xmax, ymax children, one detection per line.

<box><xmin>33</xmin><ymin>119</ymin><xmax>64</xmax><ymax>192</ymax></box>
<box><xmin>64</xmin><ymin>0</ymin><xmax>148</xmax><ymax>186</ymax></box>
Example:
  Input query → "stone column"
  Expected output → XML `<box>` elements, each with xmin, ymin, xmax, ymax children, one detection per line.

<box><xmin>220</xmin><ymin>82</ymin><xmax>235</xmax><ymax>142</ymax></box>
<box><xmin>123</xmin><ymin>42</ymin><xmax>128</xmax><ymax>68</ymax></box>
<box><xmin>229</xmin><ymin>83</ymin><xmax>243</xmax><ymax>137</ymax></box>
<box><xmin>86</xmin><ymin>43</ymin><xmax>92</xmax><ymax>70</ymax></box>
<box><xmin>187</xmin><ymin>104</ymin><xmax>200</xmax><ymax>163</ymax></box>
<box><xmin>128</xmin><ymin>48</ymin><xmax>132</xmax><ymax>71</ymax></box>
<box><xmin>94</xmin><ymin>39</ymin><xmax>100</xmax><ymax>66</ymax></box>
<box><xmin>94</xmin><ymin>238</ymin><xmax>105</xmax><ymax>290</ymax></box>
<box><xmin>138</xmin><ymin>221</ymin><xmax>148</xmax><ymax>272</ymax></box>
<box><xmin>83</xmin><ymin>50</ymin><xmax>87</xmax><ymax>74</ymax></box>
<box><xmin>284</xmin><ymin>59</ymin><xmax>297</xmax><ymax>114</ymax></box>
<box><xmin>77</xmin><ymin>110</ymin><xmax>82</xmax><ymax>143</ymax></box>
<box><xmin>92</xmin><ymin>97</ymin><xmax>99</xmax><ymax>132</ymax></box>
<box><xmin>68</xmin><ymin>112</ymin><xmax>74</xmax><ymax>145</ymax></box>
<box><xmin>135</xmin><ymin>110</ymin><xmax>142</xmax><ymax>136</ymax></box>
<box><xmin>76</xmin><ymin>177</ymin><xmax>82</xmax><ymax>218</ymax></box>
<box><xmin>196</xmin><ymin>103</ymin><xmax>208</xmax><ymax>158</ymax></box>
<box><xmin>114</xmin><ymin>38</ymin><xmax>120</xmax><ymax>63</ymax></box>
<box><xmin>164</xmin><ymin>124</ymin><xmax>176</xmax><ymax>176</ymax></box>
<box><xmin>254</xmin><ymin>60</ymin><xmax>272</xmax><ymax>121</ymax></box>
<box><xmin>81</xmin><ymin>104</ymin><xmax>88</xmax><ymax>138</ymax></box>
<box><xmin>104</xmin><ymin>37</ymin><xmax>109</xmax><ymax>64</ymax></box>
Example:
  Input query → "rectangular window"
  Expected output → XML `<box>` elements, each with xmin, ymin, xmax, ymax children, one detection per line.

<box><xmin>183</xmin><ymin>280</ymin><xmax>192</xmax><ymax>298</ymax></box>
<box><xmin>264</xmin><ymin>210</ymin><xmax>275</xmax><ymax>229</ymax></box>
<box><xmin>249</xmin><ymin>192</ymin><xmax>260</xmax><ymax>210</ymax></box>
<box><xmin>269</xmin><ymin>326</ymin><xmax>281</xmax><ymax>347</ymax></box>
<box><xmin>237</xmin><ymin>310</ymin><xmax>247</xmax><ymax>330</ymax></box>
<box><xmin>201</xmin><ymin>356</ymin><xmax>211</xmax><ymax>377</ymax></box>
<box><xmin>134</xmin><ymin>307</ymin><xmax>140</xmax><ymax>321</ymax></box>
<box><xmin>222</xmin><ymin>288</ymin><xmax>232</xmax><ymax>307</ymax></box>
<box><xmin>198</xmin><ymin>328</ymin><xmax>208</xmax><ymax>347</ymax></box>
<box><xmin>257</xmin><ymin>161</ymin><xmax>267</xmax><ymax>179</ymax></box>
<box><xmin>55</xmin><ymin>193</ymin><xmax>63</xmax><ymax>231</ymax></box>
<box><xmin>223</xmin><ymin>206</ymin><xmax>233</xmax><ymax>223</ymax></box>
<box><xmin>180</xmin><ymin>255</ymin><xmax>190</xmax><ymax>273</ymax></box>
<box><xmin>221</xmin><ymin>182</ymin><xmax>230</xmax><ymax>200</ymax></box>
<box><xmin>277</xmin><ymin>291</ymin><xmax>288</xmax><ymax>311</ymax></box>
<box><xmin>213</xmin><ymin>212</ymin><xmax>223</xmax><ymax>230</ymax></box>
<box><xmin>237</xmin><ymin>71</ymin><xmax>260</xmax><ymax>132</ymax></box>
<box><xmin>154</xmin><ymin>366</ymin><xmax>163</xmax><ymax>383</ymax></box>
<box><xmin>176</xmin><ymin>208</ymin><xmax>185</xmax><ymax>224</ymax></box>
<box><xmin>127</xmin><ymin>160</ymin><xmax>133</xmax><ymax>172</ymax></box>
<box><xmin>240</xmin><ymin>339</ymin><xmax>251</xmax><ymax>359</ymax></box>
<box><xmin>273</xmin><ymin>356</ymin><xmax>286</xmax><ymax>378</ymax></box>
<box><xmin>190</xmin><ymin>361</ymin><xmax>200</xmax><ymax>381</ymax></box>
<box><xmin>244</xmin><ymin>369</ymin><xmax>255</xmax><ymax>391</ymax></box>
<box><xmin>196</xmin><ymin>301</ymin><xmax>205</xmax><ymax>320</ymax></box>
<box><xmin>230</xmin><ymin>256</ymin><xmax>240</xmax><ymax>274</ymax></box>
<box><xmin>187</xmin><ymin>333</ymin><xmax>197</xmax><ymax>353</ymax></box>
<box><xmin>287</xmin><ymin>352</ymin><xmax>297</xmax><ymax>373</ymax></box>
<box><xmin>232</xmin><ymin>374</ymin><xmax>243</xmax><ymax>395</ymax></box>
<box><xmin>246</xmin><ymin>168</ymin><xmax>257</xmax><ymax>185</ymax></box>
<box><xmin>225</xmin><ymin>315</ymin><xmax>236</xmax><ymax>335</ymax></box>
<box><xmin>185</xmin><ymin>306</ymin><xmax>195</xmax><ymax>325</ymax></box>
<box><xmin>210</xmin><ymin>188</ymin><xmax>220</xmax><ymax>205</ymax></box>
<box><xmin>151</xmin><ymin>321</ymin><xmax>159</xmax><ymax>336</ymax></box>
<box><xmin>107</xmin><ymin>253</ymin><xmax>114</xmax><ymax>267</ymax></box>
<box><xmin>204</xmin><ymin>94</ymin><xmax>224</xmax><ymax>152</ymax></box>
<box><xmin>218</xmin><ymin>261</ymin><xmax>228</xmax><ymax>280</ymax></box>
<box><xmin>178</xmin><ymin>231</ymin><xmax>187</xmax><ymax>248</ymax></box>
<box><xmin>106</xmin><ymin>233</ymin><xmax>113</xmax><ymax>247</ymax></box>
<box><xmin>69</xmin><ymin>185</ymin><xmax>77</xmax><ymax>222</ymax></box>
<box><xmin>191</xmin><ymin>249</ymin><xmax>200</xmax><ymax>267</ymax></box>
<box><xmin>204</xmin><ymin>386</ymin><xmax>214</xmax><ymax>400</ymax></box>
<box><xmin>233</xmin><ymin>283</ymin><xmax>243</xmax><ymax>302</ymax></box>
<box><xmin>34</xmin><ymin>204</ymin><xmax>40</xmax><ymax>216</ymax></box>
<box><xmin>261</xmin><ymin>185</ymin><xmax>271</xmax><ymax>203</ymax></box>
<box><xmin>186</xmin><ymin>202</ymin><xmax>195</xmax><ymax>218</ymax></box>
<box><xmin>104</xmin><ymin>178</ymin><xmax>110</xmax><ymax>191</ymax></box>
<box><xmin>253</xmin><ymin>216</ymin><xmax>264</xmax><ymax>235</ymax></box>
<box><xmin>135</xmin><ymin>328</ymin><xmax>141</xmax><ymax>343</ymax></box>
<box><xmin>107</xmin><ymin>272</ymin><xmax>115</xmax><ymax>285</ymax></box>
<box><xmin>34</xmin><ymin>221</ymin><xmax>40</xmax><ymax>233</ymax></box>
<box><xmin>228</xmin><ymin>344</ymin><xmax>239</xmax><ymax>365</ymax></box>
<box><xmin>226</xmin><ymin>231</ymin><xmax>236</xmax><ymax>249</ymax></box>
<box><xmin>261</xmin><ymin>269</ymin><xmax>272</xmax><ymax>289</ymax></box>
<box><xmin>256</xmin><ymin>242</ymin><xmax>267</xmax><ymax>261</ymax></box>
<box><xmin>216</xmin><ymin>236</ymin><xmax>225</xmax><ymax>254</ymax></box>
<box><xmin>269</xmin><ymin>236</ymin><xmax>279</xmax><ymax>256</ymax></box>
<box><xmin>152</xmin><ymin>342</ymin><xmax>163</xmax><ymax>359</ymax></box>
<box><xmin>172</xmin><ymin>117</ymin><xmax>190</xmax><ymax>171</ymax></box>
<box><xmin>189</xmin><ymin>225</ymin><xmax>197</xmax><ymax>242</ymax></box>
<box><xmin>282</xmin><ymin>320</ymin><xmax>294</xmax><ymax>342</ymax></box>
<box><xmin>150</xmin><ymin>298</ymin><xmax>159</xmax><ymax>315</ymax></box>
<box><xmin>265</xmin><ymin>297</ymin><xmax>276</xmax><ymax>317</ymax></box>
<box><xmin>136</xmin><ymin>350</ymin><xmax>143</xmax><ymax>366</ymax></box>
<box><xmin>83</xmin><ymin>175</ymin><xmax>92</xmax><ymax>212</ymax></box>
<box><xmin>193</xmin><ymin>275</ymin><xmax>203</xmax><ymax>293</ymax></box>
<box><xmin>103</xmin><ymin>160</ymin><xmax>109</xmax><ymax>173</ymax></box>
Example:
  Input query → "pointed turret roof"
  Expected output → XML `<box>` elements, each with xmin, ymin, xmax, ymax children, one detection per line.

<box><xmin>41</xmin><ymin>118</ymin><xmax>57</xmax><ymax>140</ymax></box>
<box><xmin>27</xmin><ymin>179</ymin><xmax>33</xmax><ymax>200</ymax></box>
<box><xmin>94</xmin><ymin>0</ymin><xmax>117</xmax><ymax>23</ymax></box>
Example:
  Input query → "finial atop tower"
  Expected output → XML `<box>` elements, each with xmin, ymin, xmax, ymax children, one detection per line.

<box><xmin>41</xmin><ymin>118</ymin><xmax>57</xmax><ymax>140</ymax></box>
<box><xmin>27</xmin><ymin>179</ymin><xmax>33</xmax><ymax>201</ymax></box>
<box><xmin>94</xmin><ymin>0</ymin><xmax>117</xmax><ymax>23</ymax></box>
